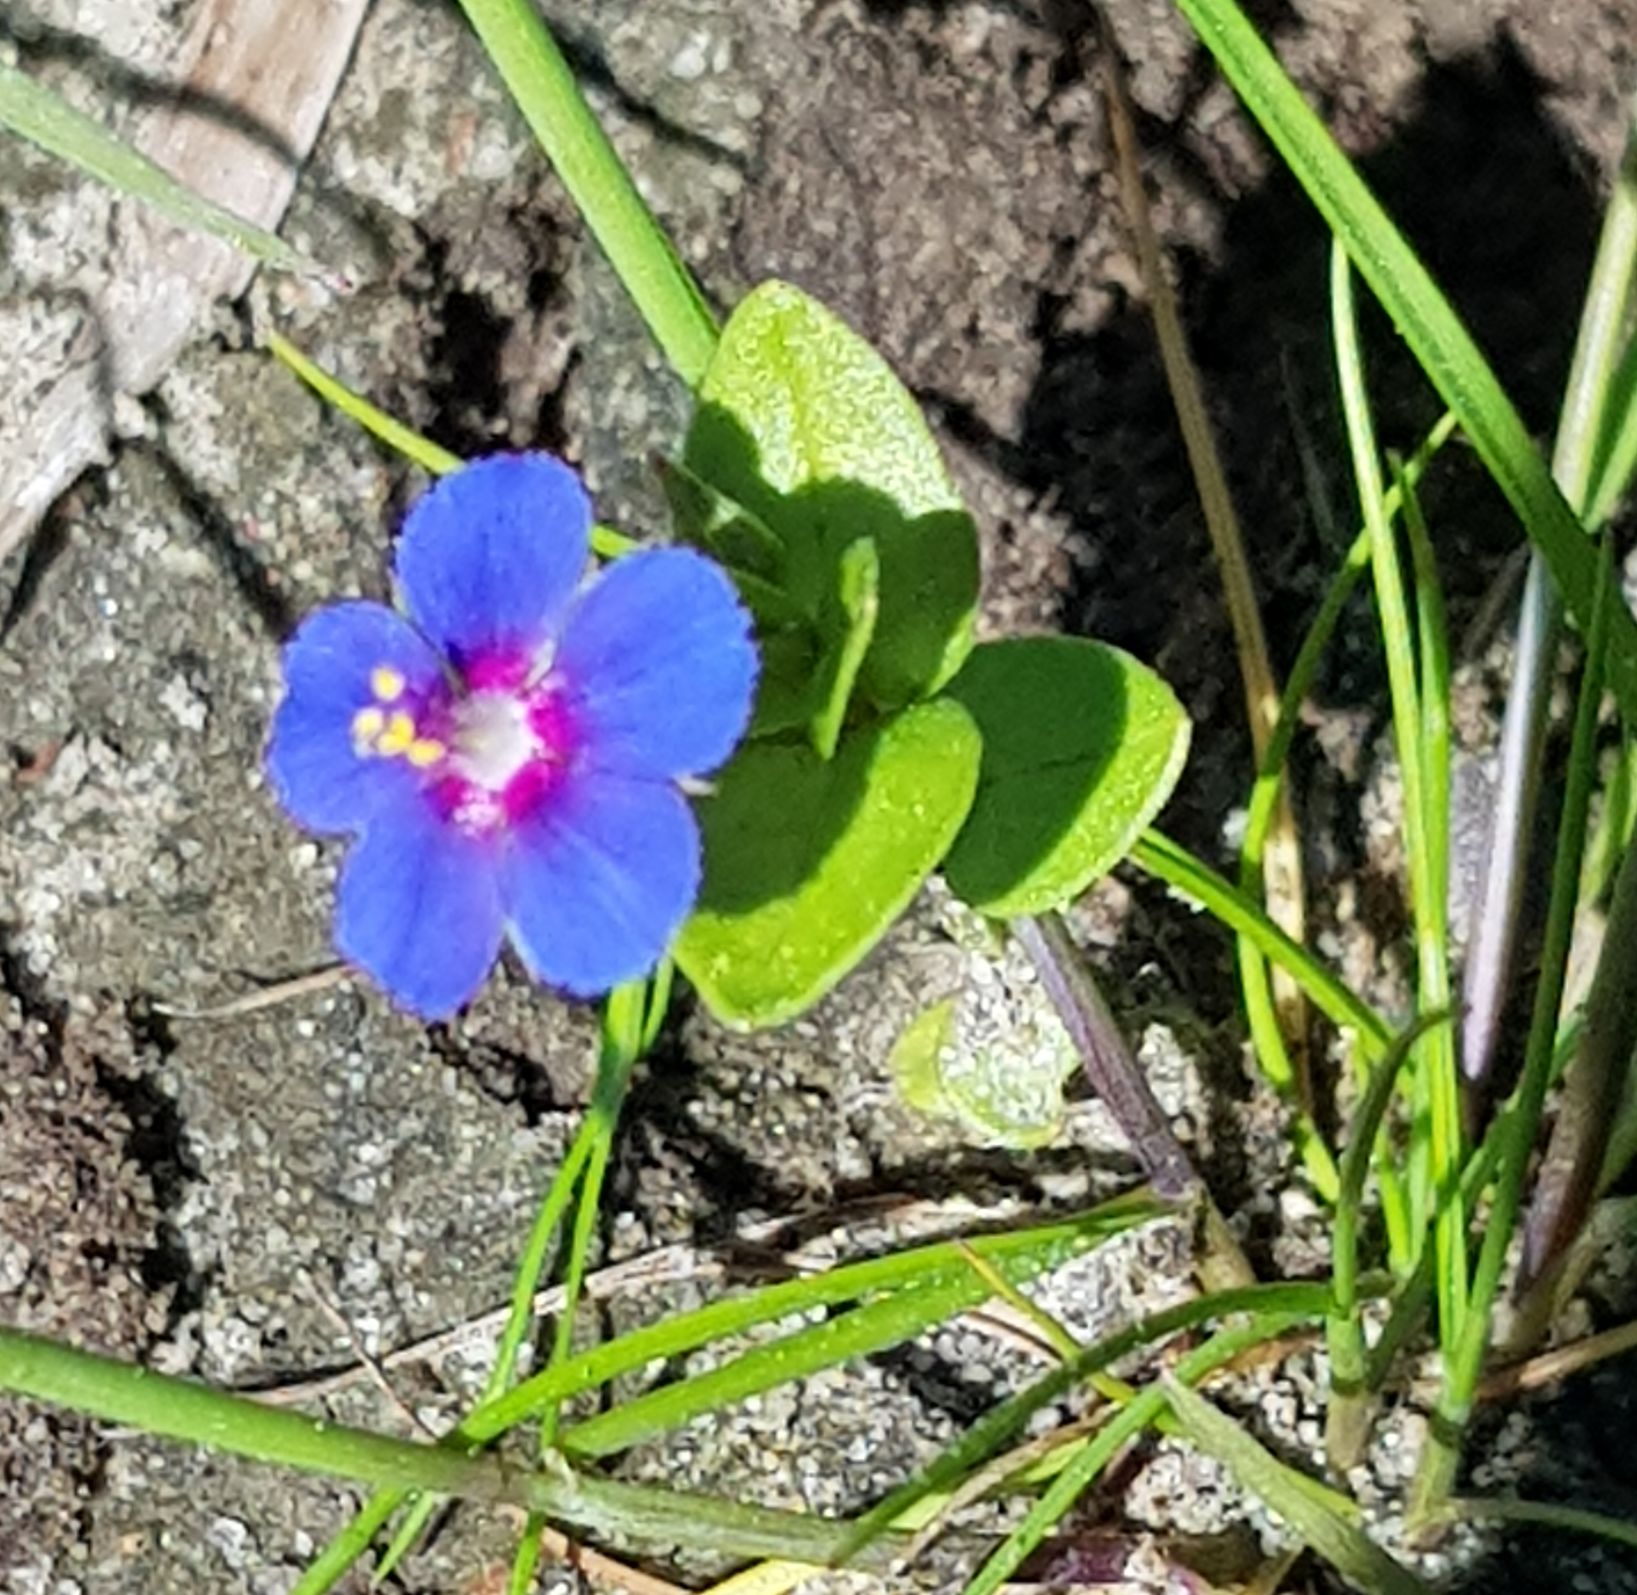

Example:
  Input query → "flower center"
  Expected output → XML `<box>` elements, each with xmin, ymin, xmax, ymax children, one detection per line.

<box><xmin>450</xmin><ymin>690</ymin><xmax>538</xmax><ymax>791</ymax></box>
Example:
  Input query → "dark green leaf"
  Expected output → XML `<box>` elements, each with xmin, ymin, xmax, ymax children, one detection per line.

<box><xmin>676</xmin><ymin>699</ymin><xmax>982</xmax><ymax>1027</ymax></box>
<box><xmin>658</xmin><ymin>453</ymin><xmax>788</xmax><ymax>586</ymax></box>
<box><xmin>942</xmin><ymin>638</ymin><xmax>1190</xmax><ymax>916</ymax></box>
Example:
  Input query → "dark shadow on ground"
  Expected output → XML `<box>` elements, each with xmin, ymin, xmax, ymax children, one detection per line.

<box><xmin>879</xmin><ymin>16</ymin><xmax>1635</xmax><ymax>1583</ymax></box>
<box><xmin>1019</xmin><ymin>25</ymin><xmax>1629</xmax><ymax>1591</ymax></box>
<box><xmin>936</xmin><ymin>30</ymin><xmax>1608</xmax><ymax>1066</ymax></box>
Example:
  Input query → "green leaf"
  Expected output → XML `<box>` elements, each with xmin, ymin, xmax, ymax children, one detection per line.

<box><xmin>1164</xmin><ymin>1378</ymin><xmax>1431</xmax><ymax>1595</ymax></box>
<box><xmin>1173</xmin><ymin>0</ymin><xmax>1637</xmax><ymax>724</ymax></box>
<box><xmin>661</xmin><ymin>458</ymin><xmax>877</xmax><ymax>752</ymax></box>
<box><xmin>941</xmin><ymin>638</ymin><xmax>1190</xmax><ymax>916</ymax></box>
<box><xmin>0</xmin><ymin>63</ymin><xmax>330</xmax><ymax>281</ymax></box>
<box><xmin>749</xmin><ymin>627</ymin><xmax>824</xmax><ymax>738</ymax></box>
<box><xmin>809</xmin><ymin>538</ymin><xmax>880</xmax><ymax>759</ymax></box>
<box><xmin>658</xmin><ymin>453</ymin><xmax>788</xmax><ymax>586</ymax></box>
<box><xmin>676</xmin><ymin>699</ymin><xmax>983</xmax><ymax>1028</ymax></box>
<box><xmin>686</xmin><ymin>281</ymin><xmax>980</xmax><ymax>710</ymax></box>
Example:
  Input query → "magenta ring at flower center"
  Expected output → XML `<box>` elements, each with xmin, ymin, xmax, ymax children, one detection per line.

<box><xmin>418</xmin><ymin>662</ymin><xmax>578</xmax><ymax>835</ymax></box>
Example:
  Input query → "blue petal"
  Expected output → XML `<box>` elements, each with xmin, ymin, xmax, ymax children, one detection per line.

<box><xmin>553</xmin><ymin>549</ymin><xmax>758</xmax><ymax>780</ymax></box>
<box><xmin>395</xmin><ymin>454</ymin><xmax>591</xmax><ymax>675</ymax></box>
<box><xmin>502</xmin><ymin>770</ymin><xmax>700</xmax><ymax>996</ymax></box>
<box><xmin>335</xmin><ymin>798</ymin><xmax>505</xmax><ymax>1018</ymax></box>
<box><xmin>266</xmin><ymin>602</ymin><xmax>446</xmax><ymax>833</ymax></box>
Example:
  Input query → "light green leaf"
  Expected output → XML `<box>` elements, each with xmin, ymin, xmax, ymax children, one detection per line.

<box><xmin>686</xmin><ymin>281</ymin><xmax>980</xmax><ymax>709</ymax></box>
<box><xmin>889</xmin><ymin>1000</ymin><xmax>958</xmax><ymax>1115</ymax></box>
<box><xmin>676</xmin><ymin>699</ymin><xmax>983</xmax><ymax>1028</ymax></box>
<box><xmin>887</xmin><ymin>898</ymin><xmax>1079</xmax><ymax>1148</ymax></box>
<box><xmin>809</xmin><ymin>537</ymin><xmax>880</xmax><ymax>759</ymax></box>
<box><xmin>941</xmin><ymin>638</ymin><xmax>1190</xmax><ymax>916</ymax></box>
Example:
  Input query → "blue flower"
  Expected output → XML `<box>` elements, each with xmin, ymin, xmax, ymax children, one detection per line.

<box><xmin>265</xmin><ymin>453</ymin><xmax>758</xmax><ymax>1018</ymax></box>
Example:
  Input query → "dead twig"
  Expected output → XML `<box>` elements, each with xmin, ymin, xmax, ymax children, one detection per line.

<box><xmin>155</xmin><ymin>963</ymin><xmax>349</xmax><ymax>1019</ymax></box>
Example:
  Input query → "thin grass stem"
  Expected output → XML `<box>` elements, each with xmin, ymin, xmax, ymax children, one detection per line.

<box><xmin>454</xmin><ymin>0</ymin><xmax>718</xmax><ymax>385</ymax></box>
<box><xmin>957</xmin><ymin>1314</ymin><xmax>1311</xmax><ymax>1595</ymax></box>
<box><xmin>1327</xmin><ymin>1012</ymin><xmax>1447</xmax><ymax>1469</ymax></box>
<box><xmin>1461</xmin><ymin>93</ymin><xmax>1637</xmax><ymax>1095</ymax></box>
<box><xmin>1103</xmin><ymin>43</ymin><xmax>1311</xmax><ymax>1116</ymax></box>
<box><xmin>0</xmin><ymin>61</ymin><xmax>332</xmax><ymax>281</ymax></box>
<box><xmin>1133</xmin><ymin>831</ymin><xmax>1394</xmax><ymax>1058</ymax></box>
<box><xmin>1331</xmin><ymin>242</ymin><xmax>1465</xmax><ymax>1338</ymax></box>
<box><xmin>1412</xmin><ymin>538</ymin><xmax>1614</xmax><ymax>1523</ymax></box>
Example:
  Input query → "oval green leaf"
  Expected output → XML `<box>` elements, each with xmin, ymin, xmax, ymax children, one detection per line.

<box><xmin>686</xmin><ymin>280</ymin><xmax>979</xmax><ymax>710</ymax></box>
<box><xmin>676</xmin><ymin>698</ymin><xmax>983</xmax><ymax>1028</ymax></box>
<box><xmin>941</xmin><ymin>637</ymin><xmax>1190</xmax><ymax>916</ymax></box>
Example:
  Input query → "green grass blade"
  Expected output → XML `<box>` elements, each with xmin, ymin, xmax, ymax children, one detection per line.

<box><xmin>265</xmin><ymin>332</ymin><xmax>460</xmax><ymax>475</ymax></box>
<box><xmin>1587</xmin><ymin>331</ymin><xmax>1637</xmax><ymax>529</ymax></box>
<box><xmin>558</xmin><ymin>1200</ymin><xmax>1155</xmax><ymax>1460</ymax></box>
<box><xmin>1415</xmin><ymin>537</ymin><xmax>1616</xmax><ymax>1521</ymax></box>
<box><xmin>1171</xmin><ymin>0</ymin><xmax>1637</xmax><ymax>723</ymax></box>
<box><xmin>453</xmin><ymin>0</ymin><xmax>718</xmax><ymax>385</ymax></box>
<box><xmin>1327</xmin><ymin>1012</ymin><xmax>1447</xmax><ymax>1469</ymax></box>
<box><xmin>1398</xmin><ymin>462</ymin><xmax>1453</xmax><ymax>982</ymax></box>
<box><xmin>1133</xmin><ymin>830</ymin><xmax>1393</xmax><ymax>1056</ymax></box>
<box><xmin>0</xmin><ymin>1330</ymin><xmax>918</xmax><ymax>1569</ymax></box>
<box><xmin>958</xmin><ymin>1315</ymin><xmax>1312</xmax><ymax>1595</ymax></box>
<box><xmin>836</xmin><ymin>1281</ymin><xmax>1335</xmax><ymax>1564</ymax></box>
<box><xmin>1332</xmin><ymin>242</ymin><xmax>1464</xmax><ymax>1335</ymax></box>
<box><xmin>463</xmin><ymin>1192</ymin><xmax>1154</xmax><ymax>1446</ymax></box>
<box><xmin>289</xmin><ymin>1492</ymin><xmax>401</xmax><ymax>1595</ymax></box>
<box><xmin>1451</xmin><ymin>1498</ymin><xmax>1637</xmax><ymax>1550</ymax></box>
<box><xmin>502</xmin><ymin>994</ymin><xmax>649</xmax><ymax>1595</ymax></box>
<box><xmin>263</xmin><ymin>331</ymin><xmax>637</xmax><ymax>558</ymax></box>
<box><xmin>312</xmin><ymin>986</ymin><xmax>647</xmax><ymax>1589</ymax></box>
<box><xmin>1581</xmin><ymin>95</ymin><xmax>1637</xmax><ymax>527</ymax></box>
<box><xmin>0</xmin><ymin>61</ymin><xmax>331</xmax><ymax>281</ymax></box>
<box><xmin>1462</xmin><ymin>90</ymin><xmax>1637</xmax><ymax>1093</ymax></box>
<box><xmin>1166</xmin><ymin>1378</ymin><xmax>1431</xmax><ymax>1595</ymax></box>
<box><xmin>1237</xmin><ymin>412</ymin><xmax>1455</xmax><ymax>1226</ymax></box>
<box><xmin>1520</xmin><ymin>564</ymin><xmax>1637</xmax><ymax>1283</ymax></box>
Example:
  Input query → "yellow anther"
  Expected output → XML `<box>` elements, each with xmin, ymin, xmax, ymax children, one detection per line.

<box><xmin>351</xmin><ymin>706</ymin><xmax>386</xmax><ymax>752</ymax></box>
<box><xmin>377</xmin><ymin>711</ymin><xmax>417</xmax><ymax>756</ymax></box>
<box><xmin>406</xmin><ymin>737</ymin><xmax>446</xmax><ymax>769</ymax></box>
<box><xmin>371</xmin><ymin>665</ymin><xmax>407</xmax><ymax>703</ymax></box>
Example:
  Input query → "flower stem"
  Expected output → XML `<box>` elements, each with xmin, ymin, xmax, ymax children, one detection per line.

<box><xmin>455</xmin><ymin>0</ymin><xmax>718</xmax><ymax>385</ymax></box>
<box><xmin>1011</xmin><ymin>912</ymin><xmax>1197</xmax><ymax>1201</ymax></box>
<box><xmin>0</xmin><ymin>1327</ymin><xmax>904</xmax><ymax>1567</ymax></box>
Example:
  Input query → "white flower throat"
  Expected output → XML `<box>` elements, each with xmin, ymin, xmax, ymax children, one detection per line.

<box><xmin>451</xmin><ymin>690</ymin><xmax>539</xmax><ymax>790</ymax></box>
